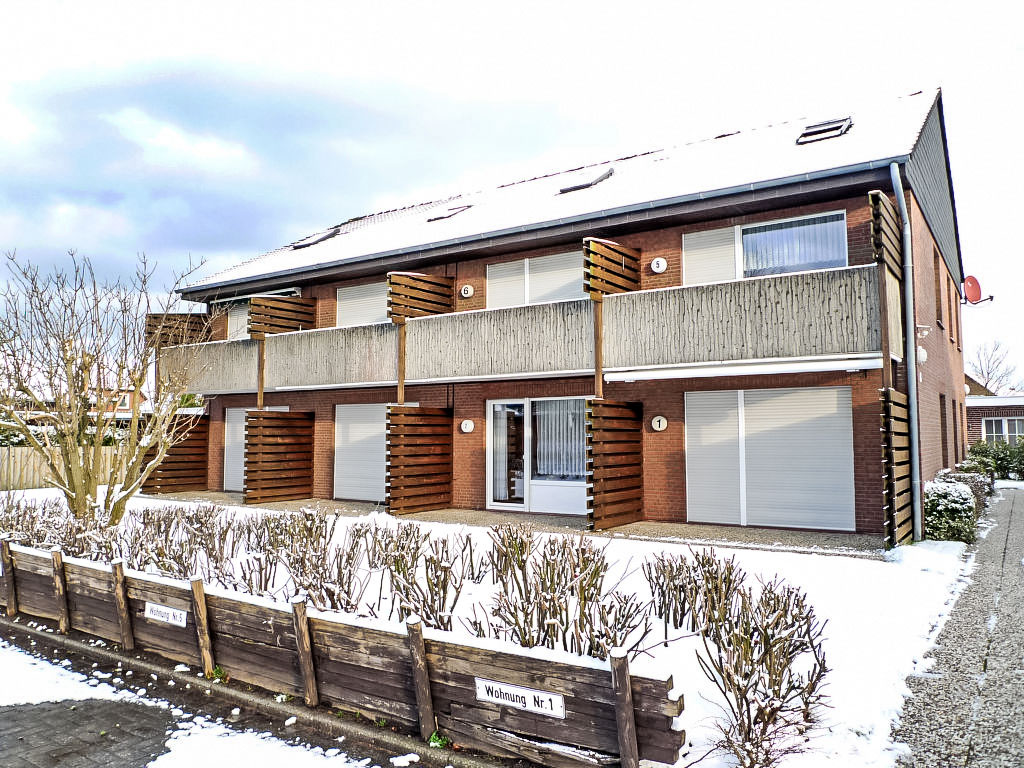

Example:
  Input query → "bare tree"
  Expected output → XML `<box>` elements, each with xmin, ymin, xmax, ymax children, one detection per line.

<box><xmin>969</xmin><ymin>341</ymin><xmax>1022</xmax><ymax>395</ymax></box>
<box><xmin>0</xmin><ymin>251</ymin><xmax>212</xmax><ymax>525</ymax></box>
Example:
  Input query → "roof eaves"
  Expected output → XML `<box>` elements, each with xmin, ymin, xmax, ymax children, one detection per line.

<box><xmin>181</xmin><ymin>155</ymin><xmax>911</xmax><ymax>299</ymax></box>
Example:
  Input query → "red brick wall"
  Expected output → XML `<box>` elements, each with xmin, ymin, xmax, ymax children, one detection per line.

<box><xmin>909</xmin><ymin>191</ymin><xmax>967</xmax><ymax>476</ymax></box>
<box><xmin>967</xmin><ymin>405</ymin><xmax>1024</xmax><ymax>444</ymax></box>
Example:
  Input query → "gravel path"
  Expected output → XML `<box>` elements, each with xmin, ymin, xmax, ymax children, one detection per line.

<box><xmin>895</xmin><ymin>487</ymin><xmax>1024</xmax><ymax>767</ymax></box>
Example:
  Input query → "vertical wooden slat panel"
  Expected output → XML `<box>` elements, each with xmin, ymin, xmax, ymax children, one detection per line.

<box><xmin>142</xmin><ymin>416</ymin><xmax>210</xmax><ymax>494</ymax></box>
<box><xmin>386</xmin><ymin>406</ymin><xmax>453</xmax><ymax>515</ymax></box>
<box><xmin>243</xmin><ymin>411</ymin><xmax>315</xmax><ymax>503</ymax></box>
<box><xmin>881</xmin><ymin>387</ymin><xmax>913</xmax><ymax>547</ymax></box>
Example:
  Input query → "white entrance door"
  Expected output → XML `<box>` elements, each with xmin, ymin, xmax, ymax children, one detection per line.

<box><xmin>487</xmin><ymin>398</ymin><xmax>587</xmax><ymax>515</ymax></box>
<box><xmin>223</xmin><ymin>406</ymin><xmax>288</xmax><ymax>492</ymax></box>
<box><xmin>684</xmin><ymin>387</ymin><xmax>855</xmax><ymax>530</ymax></box>
<box><xmin>334</xmin><ymin>404</ymin><xmax>387</xmax><ymax>502</ymax></box>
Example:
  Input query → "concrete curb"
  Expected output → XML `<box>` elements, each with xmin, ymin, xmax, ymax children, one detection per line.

<box><xmin>0</xmin><ymin>615</ymin><xmax>499</xmax><ymax>768</ymax></box>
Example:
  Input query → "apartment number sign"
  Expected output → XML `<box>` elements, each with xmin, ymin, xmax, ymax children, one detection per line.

<box><xmin>651</xmin><ymin>415</ymin><xmax>668</xmax><ymax>432</ymax></box>
<box><xmin>144</xmin><ymin>602</ymin><xmax>188</xmax><ymax>627</ymax></box>
<box><xmin>475</xmin><ymin>677</ymin><xmax>566</xmax><ymax>719</ymax></box>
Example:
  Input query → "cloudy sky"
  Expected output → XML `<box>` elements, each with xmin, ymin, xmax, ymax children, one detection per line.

<box><xmin>2</xmin><ymin>1</ymin><xmax>1022</xmax><ymax>383</ymax></box>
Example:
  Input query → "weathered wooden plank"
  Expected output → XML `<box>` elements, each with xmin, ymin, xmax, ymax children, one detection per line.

<box><xmin>291</xmin><ymin>597</ymin><xmax>319</xmax><ymax>707</ymax></box>
<box><xmin>406</xmin><ymin>616</ymin><xmax>436</xmax><ymax>740</ymax></box>
<box><xmin>1</xmin><ymin>538</ymin><xmax>18</xmax><ymax>616</ymax></box>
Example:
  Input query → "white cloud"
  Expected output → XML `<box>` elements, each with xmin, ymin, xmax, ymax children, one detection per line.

<box><xmin>104</xmin><ymin>107</ymin><xmax>258</xmax><ymax>176</ymax></box>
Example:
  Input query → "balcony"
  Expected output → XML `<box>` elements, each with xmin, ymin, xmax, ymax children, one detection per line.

<box><xmin>163</xmin><ymin>265</ymin><xmax>880</xmax><ymax>393</ymax></box>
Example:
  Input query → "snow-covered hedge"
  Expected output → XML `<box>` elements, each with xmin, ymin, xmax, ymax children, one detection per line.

<box><xmin>935</xmin><ymin>469</ymin><xmax>990</xmax><ymax>516</ymax></box>
<box><xmin>923</xmin><ymin>480</ymin><xmax>976</xmax><ymax>544</ymax></box>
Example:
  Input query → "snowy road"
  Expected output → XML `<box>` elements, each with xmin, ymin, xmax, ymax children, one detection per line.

<box><xmin>0</xmin><ymin>635</ymin><xmax>409</xmax><ymax>767</ymax></box>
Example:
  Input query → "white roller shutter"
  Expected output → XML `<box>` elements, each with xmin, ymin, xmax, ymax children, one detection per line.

<box><xmin>226</xmin><ymin>302</ymin><xmax>250</xmax><ymax>341</ymax></box>
<box><xmin>337</xmin><ymin>282</ymin><xmax>388</xmax><ymax>327</ymax></box>
<box><xmin>334</xmin><ymin>404</ymin><xmax>387</xmax><ymax>502</ymax></box>
<box><xmin>527</xmin><ymin>252</ymin><xmax>585</xmax><ymax>304</ymax></box>
<box><xmin>682</xmin><ymin>227</ymin><xmax>737</xmax><ymax>285</ymax></box>
<box><xmin>684</xmin><ymin>390</ymin><xmax>742</xmax><ymax>524</ymax></box>
<box><xmin>487</xmin><ymin>260</ymin><xmax>526</xmax><ymax>308</ymax></box>
<box><xmin>223</xmin><ymin>406</ymin><xmax>288</xmax><ymax>492</ymax></box>
<box><xmin>743</xmin><ymin>387</ymin><xmax>855</xmax><ymax>530</ymax></box>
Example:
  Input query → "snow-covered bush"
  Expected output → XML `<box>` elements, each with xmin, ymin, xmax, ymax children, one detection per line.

<box><xmin>681</xmin><ymin>550</ymin><xmax>828</xmax><ymax>768</ymax></box>
<box><xmin>935</xmin><ymin>469</ymin><xmax>989</xmax><ymax>516</ymax></box>
<box><xmin>923</xmin><ymin>480</ymin><xmax>976</xmax><ymax>543</ymax></box>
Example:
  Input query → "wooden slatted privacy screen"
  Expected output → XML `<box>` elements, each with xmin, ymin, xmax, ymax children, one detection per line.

<box><xmin>881</xmin><ymin>388</ymin><xmax>913</xmax><ymax>547</ymax></box>
<box><xmin>247</xmin><ymin>296</ymin><xmax>317</xmax><ymax>338</ymax></box>
<box><xmin>586</xmin><ymin>400</ymin><xmax>644</xmax><ymax>530</ymax></box>
<box><xmin>141</xmin><ymin>417</ymin><xmax>210</xmax><ymax>494</ymax></box>
<box><xmin>0</xmin><ymin>542</ymin><xmax>686</xmax><ymax>768</ymax></box>
<box><xmin>387</xmin><ymin>272</ymin><xmax>455</xmax><ymax>320</ymax></box>
<box><xmin>386</xmin><ymin>406</ymin><xmax>453</xmax><ymax>515</ymax></box>
<box><xmin>243</xmin><ymin>411</ymin><xmax>315</xmax><ymax>504</ymax></box>
<box><xmin>145</xmin><ymin>313</ymin><xmax>211</xmax><ymax>348</ymax></box>
<box><xmin>583</xmin><ymin>239</ymin><xmax>641</xmax><ymax>297</ymax></box>
<box><xmin>869</xmin><ymin>191</ymin><xmax>903</xmax><ymax>281</ymax></box>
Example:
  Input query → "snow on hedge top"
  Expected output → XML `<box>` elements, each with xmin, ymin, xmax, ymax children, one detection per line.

<box><xmin>185</xmin><ymin>90</ymin><xmax>938</xmax><ymax>294</ymax></box>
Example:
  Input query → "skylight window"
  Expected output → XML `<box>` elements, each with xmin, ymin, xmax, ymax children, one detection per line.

<box><xmin>292</xmin><ymin>227</ymin><xmax>340</xmax><ymax>249</ymax></box>
<box><xmin>796</xmin><ymin>117</ymin><xmax>852</xmax><ymax>145</ymax></box>
<box><xmin>558</xmin><ymin>167</ymin><xmax>614</xmax><ymax>194</ymax></box>
<box><xmin>427</xmin><ymin>205</ymin><xmax>472</xmax><ymax>222</ymax></box>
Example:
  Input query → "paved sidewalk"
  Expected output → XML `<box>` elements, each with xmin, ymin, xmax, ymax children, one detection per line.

<box><xmin>896</xmin><ymin>487</ymin><xmax>1024</xmax><ymax>767</ymax></box>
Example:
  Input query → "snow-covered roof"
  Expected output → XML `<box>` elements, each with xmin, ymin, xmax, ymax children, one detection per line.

<box><xmin>966</xmin><ymin>395</ymin><xmax>1024</xmax><ymax>407</ymax></box>
<box><xmin>186</xmin><ymin>90</ymin><xmax>941</xmax><ymax>295</ymax></box>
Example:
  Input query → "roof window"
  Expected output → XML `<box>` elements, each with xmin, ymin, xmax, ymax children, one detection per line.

<box><xmin>427</xmin><ymin>204</ymin><xmax>472</xmax><ymax>222</ymax></box>
<box><xmin>796</xmin><ymin>117</ymin><xmax>852</xmax><ymax>145</ymax></box>
<box><xmin>559</xmin><ymin>167</ymin><xmax>614</xmax><ymax>194</ymax></box>
<box><xmin>292</xmin><ymin>227</ymin><xmax>340</xmax><ymax>249</ymax></box>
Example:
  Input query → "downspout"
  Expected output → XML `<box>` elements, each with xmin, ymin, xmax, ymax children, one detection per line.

<box><xmin>890</xmin><ymin>162</ymin><xmax>923</xmax><ymax>542</ymax></box>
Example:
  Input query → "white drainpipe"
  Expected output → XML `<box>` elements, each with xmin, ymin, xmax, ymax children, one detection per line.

<box><xmin>890</xmin><ymin>162</ymin><xmax>923</xmax><ymax>542</ymax></box>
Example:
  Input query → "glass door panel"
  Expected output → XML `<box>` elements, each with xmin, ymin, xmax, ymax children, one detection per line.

<box><xmin>491</xmin><ymin>402</ymin><xmax>525</xmax><ymax>506</ymax></box>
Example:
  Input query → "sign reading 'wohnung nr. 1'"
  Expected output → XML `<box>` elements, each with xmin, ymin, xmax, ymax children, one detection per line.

<box><xmin>474</xmin><ymin>677</ymin><xmax>566</xmax><ymax>719</ymax></box>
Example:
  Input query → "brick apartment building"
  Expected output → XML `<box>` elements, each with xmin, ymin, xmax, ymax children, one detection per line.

<box><xmin>966</xmin><ymin>394</ymin><xmax>1024</xmax><ymax>445</ymax></box>
<box><xmin>154</xmin><ymin>89</ymin><xmax>967</xmax><ymax>545</ymax></box>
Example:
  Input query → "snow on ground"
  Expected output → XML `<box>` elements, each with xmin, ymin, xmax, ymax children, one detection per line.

<box><xmin>0</xmin><ymin>637</ymin><xmax>125</xmax><ymax>706</ymax></box>
<box><xmin>1</xmin><ymin>487</ymin><xmax>973</xmax><ymax>768</ymax></box>
<box><xmin>995</xmin><ymin>479</ymin><xmax>1024</xmax><ymax>490</ymax></box>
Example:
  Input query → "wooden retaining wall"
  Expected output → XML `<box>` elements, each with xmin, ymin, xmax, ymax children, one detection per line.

<box><xmin>244</xmin><ymin>411</ymin><xmax>315</xmax><ymax>504</ymax></box>
<box><xmin>141</xmin><ymin>417</ymin><xmax>210</xmax><ymax>494</ymax></box>
<box><xmin>386</xmin><ymin>406</ymin><xmax>454</xmax><ymax>515</ymax></box>
<box><xmin>586</xmin><ymin>401</ymin><xmax>644</xmax><ymax>531</ymax></box>
<box><xmin>881</xmin><ymin>388</ymin><xmax>913</xmax><ymax>547</ymax></box>
<box><xmin>0</xmin><ymin>541</ymin><xmax>685</xmax><ymax>768</ymax></box>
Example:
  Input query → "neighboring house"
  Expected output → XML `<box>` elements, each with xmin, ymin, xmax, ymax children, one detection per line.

<box><xmin>161</xmin><ymin>89</ymin><xmax>966</xmax><ymax>544</ymax></box>
<box><xmin>966</xmin><ymin>394</ymin><xmax>1024</xmax><ymax>445</ymax></box>
<box><xmin>965</xmin><ymin>374</ymin><xmax>995</xmax><ymax>397</ymax></box>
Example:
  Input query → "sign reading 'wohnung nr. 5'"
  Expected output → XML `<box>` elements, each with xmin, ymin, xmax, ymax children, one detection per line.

<box><xmin>474</xmin><ymin>677</ymin><xmax>566</xmax><ymax>719</ymax></box>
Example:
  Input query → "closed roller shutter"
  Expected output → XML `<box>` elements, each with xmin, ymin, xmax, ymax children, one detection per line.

<box><xmin>743</xmin><ymin>387</ymin><xmax>855</xmax><ymax>531</ymax></box>
<box><xmin>226</xmin><ymin>302</ymin><xmax>250</xmax><ymax>341</ymax></box>
<box><xmin>682</xmin><ymin>227</ymin><xmax>736</xmax><ymax>285</ymax></box>
<box><xmin>337</xmin><ymin>282</ymin><xmax>388</xmax><ymax>327</ymax></box>
<box><xmin>487</xmin><ymin>260</ymin><xmax>526</xmax><ymax>308</ymax></box>
<box><xmin>223</xmin><ymin>406</ymin><xmax>288</xmax><ymax>492</ymax></box>
<box><xmin>334</xmin><ymin>404</ymin><xmax>387</xmax><ymax>502</ymax></box>
<box><xmin>684</xmin><ymin>390</ymin><xmax>742</xmax><ymax>524</ymax></box>
<box><xmin>527</xmin><ymin>252</ymin><xmax>585</xmax><ymax>304</ymax></box>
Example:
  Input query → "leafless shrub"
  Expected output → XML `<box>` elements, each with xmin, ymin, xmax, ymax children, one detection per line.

<box><xmin>683</xmin><ymin>550</ymin><xmax>829</xmax><ymax>768</ymax></box>
<box><xmin>643</xmin><ymin>552</ymin><xmax>696</xmax><ymax>644</ymax></box>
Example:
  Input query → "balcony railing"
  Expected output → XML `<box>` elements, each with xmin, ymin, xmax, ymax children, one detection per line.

<box><xmin>164</xmin><ymin>266</ymin><xmax>880</xmax><ymax>393</ymax></box>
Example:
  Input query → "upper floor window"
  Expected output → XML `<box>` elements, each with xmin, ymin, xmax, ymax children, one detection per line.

<box><xmin>337</xmin><ymin>281</ymin><xmax>388</xmax><ymax>327</ymax></box>
<box><xmin>486</xmin><ymin>252</ymin><xmax>585</xmax><ymax>309</ymax></box>
<box><xmin>985</xmin><ymin>417</ymin><xmax>1024</xmax><ymax>447</ymax></box>
<box><xmin>741</xmin><ymin>212</ymin><xmax>847</xmax><ymax>278</ymax></box>
<box><xmin>226</xmin><ymin>301</ymin><xmax>250</xmax><ymax>341</ymax></box>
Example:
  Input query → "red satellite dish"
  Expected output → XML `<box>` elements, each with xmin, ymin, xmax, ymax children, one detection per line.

<box><xmin>964</xmin><ymin>275</ymin><xmax>983</xmax><ymax>304</ymax></box>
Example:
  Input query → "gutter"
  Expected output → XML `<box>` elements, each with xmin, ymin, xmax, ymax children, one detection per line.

<box><xmin>890</xmin><ymin>162</ymin><xmax>923</xmax><ymax>542</ymax></box>
<box><xmin>181</xmin><ymin>158</ymin><xmax>908</xmax><ymax>301</ymax></box>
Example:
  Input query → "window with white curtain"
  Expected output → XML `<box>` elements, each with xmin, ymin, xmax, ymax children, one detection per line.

<box><xmin>741</xmin><ymin>212</ymin><xmax>847</xmax><ymax>278</ymax></box>
<box><xmin>985</xmin><ymin>417</ymin><xmax>1024</xmax><ymax>446</ymax></box>
<box><xmin>531</xmin><ymin>399</ymin><xmax>586</xmax><ymax>481</ymax></box>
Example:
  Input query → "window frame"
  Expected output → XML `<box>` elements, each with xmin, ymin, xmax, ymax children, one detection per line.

<box><xmin>735</xmin><ymin>210</ymin><xmax>849</xmax><ymax>280</ymax></box>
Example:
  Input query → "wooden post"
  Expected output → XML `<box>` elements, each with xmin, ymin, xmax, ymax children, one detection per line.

<box><xmin>189</xmin><ymin>577</ymin><xmax>216</xmax><ymax>678</ymax></box>
<box><xmin>110</xmin><ymin>559</ymin><xmax>134</xmax><ymax>650</ymax></box>
<box><xmin>610</xmin><ymin>648</ymin><xmax>639</xmax><ymax>768</ymax></box>
<box><xmin>50</xmin><ymin>547</ymin><xmax>70</xmax><ymax>634</ymax></box>
<box><xmin>0</xmin><ymin>537</ymin><xmax>18</xmax><ymax>617</ymax></box>
<box><xmin>593</xmin><ymin>295</ymin><xmax>604</xmax><ymax>400</ymax></box>
<box><xmin>290</xmin><ymin>596</ymin><xmax>320</xmax><ymax>707</ymax></box>
<box><xmin>256</xmin><ymin>338</ymin><xmax>266</xmax><ymax>410</ymax></box>
<box><xmin>396</xmin><ymin>318</ymin><xmax>407</xmax><ymax>405</ymax></box>
<box><xmin>405</xmin><ymin>615</ymin><xmax>436</xmax><ymax>741</ymax></box>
